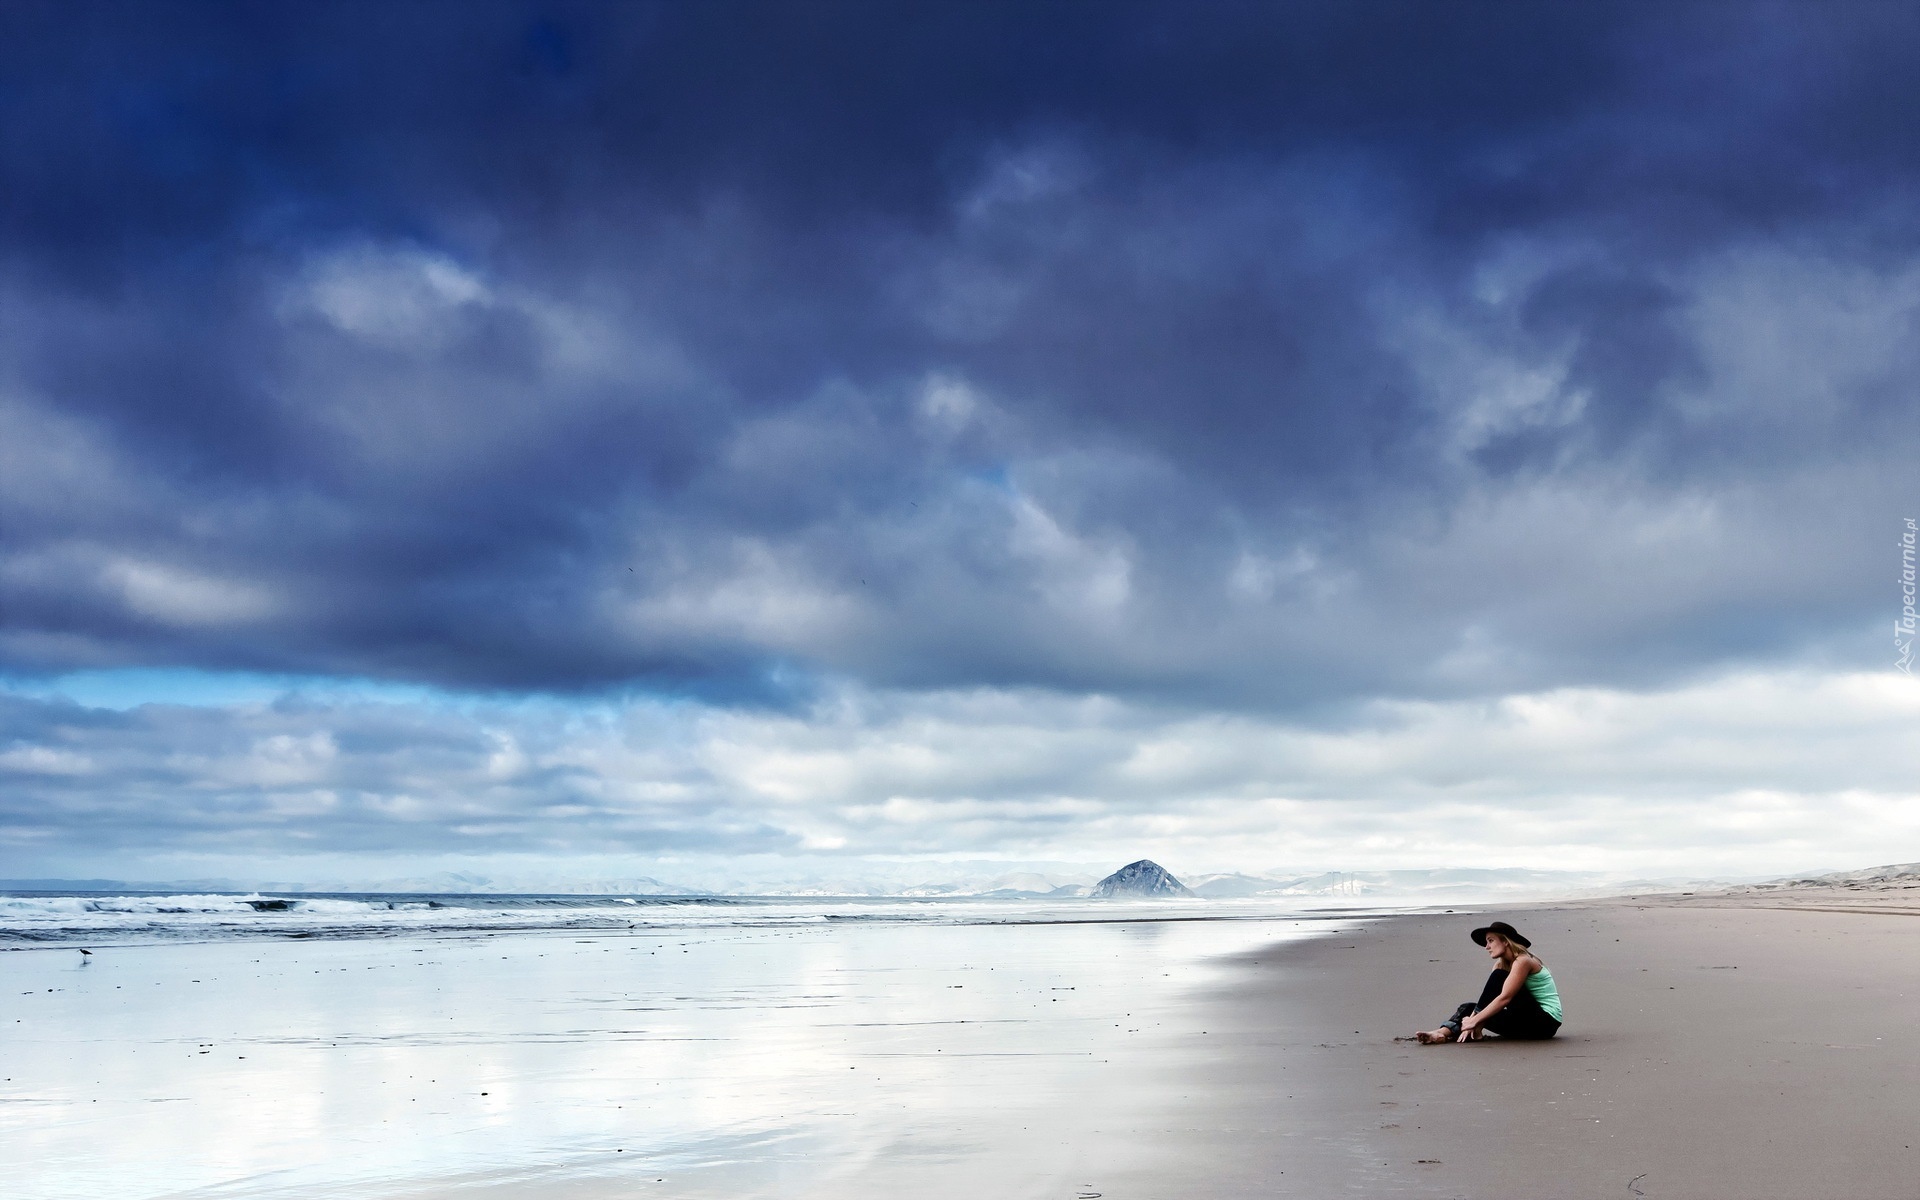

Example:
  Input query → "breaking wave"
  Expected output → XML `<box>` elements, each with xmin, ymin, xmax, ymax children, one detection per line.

<box><xmin>0</xmin><ymin>890</ymin><xmax>1294</xmax><ymax>947</ymax></box>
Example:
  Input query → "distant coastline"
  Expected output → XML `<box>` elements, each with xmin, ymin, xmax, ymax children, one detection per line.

<box><xmin>0</xmin><ymin>861</ymin><xmax>1818</xmax><ymax>901</ymax></box>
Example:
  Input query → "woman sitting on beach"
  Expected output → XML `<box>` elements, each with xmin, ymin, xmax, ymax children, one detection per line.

<box><xmin>1416</xmin><ymin>921</ymin><xmax>1562</xmax><ymax>1043</ymax></box>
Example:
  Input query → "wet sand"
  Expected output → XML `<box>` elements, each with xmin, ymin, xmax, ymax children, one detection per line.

<box><xmin>417</xmin><ymin>895</ymin><xmax>1920</xmax><ymax>1199</ymax></box>
<box><xmin>1</xmin><ymin>907</ymin><xmax>1342</xmax><ymax>1200</ymax></box>
<box><xmin>1133</xmin><ymin>895</ymin><xmax>1920</xmax><ymax>1198</ymax></box>
<box><xmin>14</xmin><ymin>895</ymin><xmax>1917</xmax><ymax>1199</ymax></box>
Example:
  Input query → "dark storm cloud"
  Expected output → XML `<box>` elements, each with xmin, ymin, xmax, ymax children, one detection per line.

<box><xmin>2</xmin><ymin>1</ymin><xmax>1917</xmax><ymax>704</ymax></box>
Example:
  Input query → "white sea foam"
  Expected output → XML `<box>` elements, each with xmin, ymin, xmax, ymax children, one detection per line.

<box><xmin>0</xmin><ymin>889</ymin><xmax>1342</xmax><ymax>946</ymax></box>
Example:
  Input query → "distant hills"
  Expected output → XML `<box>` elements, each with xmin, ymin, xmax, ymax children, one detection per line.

<box><xmin>0</xmin><ymin>862</ymin><xmax>1854</xmax><ymax>899</ymax></box>
<box><xmin>0</xmin><ymin>865</ymin><xmax>1599</xmax><ymax>899</ymax></box>
<box><xmin>1181</xmin><ymin>867</ymin><xmax>1637</xmax><ymax>899</ymax></box>
<box><xmin>1730</xmin><ymin>861</ymin><xmax>1920</xmax><ymax>892</ymax></box>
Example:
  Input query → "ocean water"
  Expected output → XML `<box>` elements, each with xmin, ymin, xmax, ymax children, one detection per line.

<box><xmin>0</xmin><ymin>889</ymin><xmax>1384</xmax><ymax>945</ymax></box>
<box><xmin>2</xmin><ymin>892</ymin><xmax>1386</xmax><ymax>1199</ymax></box>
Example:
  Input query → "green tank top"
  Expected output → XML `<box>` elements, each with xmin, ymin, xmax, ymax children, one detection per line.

<box><xmin>1525</xmin><ymin>966</ymin><xmax>1563</xmax><ymax>1021</ymax></box>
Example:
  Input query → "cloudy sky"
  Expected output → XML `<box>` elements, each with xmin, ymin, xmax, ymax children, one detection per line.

<box><xmin>2</xmin><ymin>1</ymin><xmax>1917</xmax><ymax>886</ymax></box>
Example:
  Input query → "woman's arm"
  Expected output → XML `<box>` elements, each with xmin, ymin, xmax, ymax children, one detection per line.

<box><xmin>1458</xmin><ymin>958</ymin><xmax>1534</xmax><ymax>1038</ymax></box>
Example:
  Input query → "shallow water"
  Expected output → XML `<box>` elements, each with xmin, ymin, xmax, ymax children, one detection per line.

<box><xmin>2</xmin><ymin>898</ymin><xmax>1378</xmax><ymax>1199</ymax></box>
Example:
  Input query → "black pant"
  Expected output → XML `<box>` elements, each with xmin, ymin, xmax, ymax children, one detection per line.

<box><xmin>1440</xmin><ymin>968</ymin><xmax>1560</xmax><ymax>1040</ymax></box>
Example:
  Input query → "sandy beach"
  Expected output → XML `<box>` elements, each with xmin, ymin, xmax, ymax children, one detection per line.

<box><xmin>1132</xmin><ymin>893</ymin><xmax>1920</xmax><ymax>1199</ymax></box>
<box><xmin>7</xmin><ymin>890</ymin><xmax>1918</xmax><ymax>1199</ymax></box>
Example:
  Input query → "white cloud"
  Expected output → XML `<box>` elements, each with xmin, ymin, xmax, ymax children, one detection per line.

<box><xmin>918</xmin><ymin>372</ymin><xmax>981</xmax><ymax>428</ymax></box>
<box><xmin>104</xmin><ymin>559</ymin><xmax>281</xmax><ymax>628</ymax></box>
<box><xmin>1389</xmin><ymin>296</ymin><xmax>1589</xmax><ymax>458</ymax></box>
<box><xmin>294</xmin><ymin>244</ymin><xmax>490</xmax><ymax>347</ymax></box>
<box><xmin>0</xmin><ymin>745</ymin><xmax>93</xmax><ymax>776</ymax></box>
<box><xmin>1682</xmin><ymin>247</ymin><xmax>1920</xmax><ymax>424</ymax></box>
<box><xmin>2</xmin><ymin>668</ymin><xmax>1914</xmax><ymax>881</ymax></box>
<box><xmin>615</xmin><ymin>536</ymin><xmax>868</xmax><ymax>653</ymax></box>
<box><xmin>1007</xmin><ymin>493</ymin><xmax>1133</xmax><ymax>618</ymax></box>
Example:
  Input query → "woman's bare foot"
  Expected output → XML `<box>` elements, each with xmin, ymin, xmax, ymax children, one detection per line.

<box><xmin>1415</xmin><ymin>1027</ymin><xmax>1454</xmax><ymax>1044</ymax></box>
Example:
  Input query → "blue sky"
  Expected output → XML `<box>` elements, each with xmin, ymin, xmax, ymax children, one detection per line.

<box><xmin>1</xmin><ymin>2</ymin><xmax>1916</xmax><ymax>885</ymax></box>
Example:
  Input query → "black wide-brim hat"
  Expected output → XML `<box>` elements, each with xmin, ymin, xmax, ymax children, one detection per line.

<box><xmin>1471</xmin><ymin>921</ymin><xmax>1531</xmax><ymax>948</ymax></box>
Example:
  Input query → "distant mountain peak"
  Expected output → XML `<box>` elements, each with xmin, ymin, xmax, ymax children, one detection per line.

<box><xmin>1090</xmin><ymin>859</ymin><xmax>1194</xmax><ymax>898</ymax></box>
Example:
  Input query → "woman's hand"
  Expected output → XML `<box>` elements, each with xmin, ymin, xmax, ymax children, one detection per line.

<box><xmin>1456</xmin><ymin>1017</ymin><xmax>1482</xmax><ymax>1041</ymax></box>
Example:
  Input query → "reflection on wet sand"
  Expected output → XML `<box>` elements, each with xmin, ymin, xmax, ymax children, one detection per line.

<box><xmin>3</xmin><ymin>908</ymin><xmax>1360</xmax><ymax>1199</ymax></box>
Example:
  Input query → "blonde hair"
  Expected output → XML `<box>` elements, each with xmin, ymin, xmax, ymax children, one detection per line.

<box><xmin>1486</xmin><ymin>931</ymin><xmax>1542</xmax><ymax>965</ymax></box>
